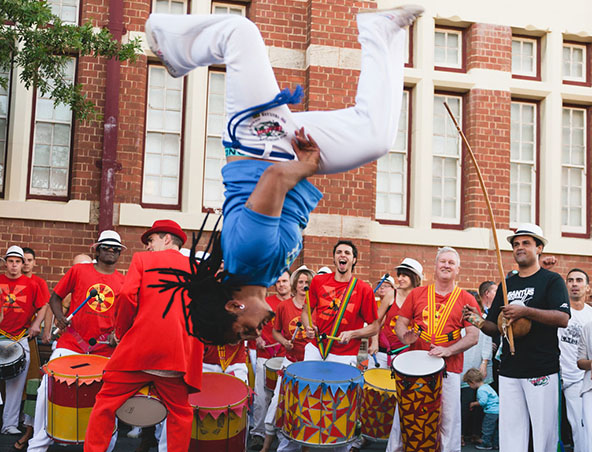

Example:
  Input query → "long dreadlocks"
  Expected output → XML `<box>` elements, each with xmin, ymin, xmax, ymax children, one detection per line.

<box><xmin>147</xmin><ymin>214</ymin><xmax>243</xmax><ymax>345</ymax></box>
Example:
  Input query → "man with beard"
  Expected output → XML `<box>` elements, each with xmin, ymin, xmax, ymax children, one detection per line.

<box><xmin>464</xmin><ymin>224</ymin><xmax>570</xmax><ymax>452</ymax></box>
<box><xmin>392</xmin><ymin>247</ymin><xmax>480</xmax><ymax>452</ymax></box>
<box><xmin>27</xmin><ymin>231</ymin><xmax>126</xmax><ymax>452</ymax></box>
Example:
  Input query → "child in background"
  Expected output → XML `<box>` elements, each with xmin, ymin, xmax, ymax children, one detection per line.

<box><xmin>464</xmin><ymin>368</ymin><xmax>499</xmax><ymax>450</ymax></box>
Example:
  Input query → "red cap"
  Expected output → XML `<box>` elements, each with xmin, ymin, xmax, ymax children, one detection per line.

<box><xmin>141</xmin><ymin>220</ymin><xmax>187</xmax><ymax>245</ymax></box>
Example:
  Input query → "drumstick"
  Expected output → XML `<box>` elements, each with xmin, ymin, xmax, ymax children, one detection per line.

<box><xmin>387</xmin><ymin>344</ymin><xmax>410</xmax><ymax>355</ymax></box>
<box><xmin>371</xmin><ymin>353</ymin><xmax>380</xmax><ymax>367</ymax></box>
<box><xmin>88</xmin><ymin>338</ymin><xmax>110</xmax><ymax>346</ymax></box>
<box><xmin>290</xmin><ymin>321</ymin><xmax>302</xmax><ymax>342</ymax></box>
<box><xmin>374</xmin><ymin>273</ymin><xmax>390</xmax><ymax>293</ymax></box>
<box><xmin>319</xmin><ymin>333</ymin><xmax>341</xmax><ymax>341</ymax></box>
<box><xmin>52</xmin><ymin>289</ymin><xmax>98</xmax><ymax>336</ymax></box>
<box><xmin>263</xmin><ymin>342</ymin><xmax>280</xmax><ymax>349</ymax></box>
<box><xmin>304</xmin><ymin>287</ymin><xmax>315</xmax><ymax>334</ymax></box>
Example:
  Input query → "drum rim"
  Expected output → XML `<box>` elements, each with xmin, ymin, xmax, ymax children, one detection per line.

<box><xmin>189</xmin><ymin>372</ymin><xmax>250</xmax><ymax>410</ymax></box>
<box><xmin>43</xmin><ymin>354</ymin><xmax>109</xmax><ymax>380</ymax></box>
<box><xmin>0</xmin><ymin>340</ymin><xmax>25</xmax><ymax>364</ymax></box>
<box><xmin>362</xmin><ymin>367</ymin><xmax>397</xmax><ymax>392</ymax></box>
<box><xmin>264</xmin><ymin>356</ymin><xmax>284</xmax><ymax>371</ymax></box>
<box><xmin>391</xmin><ymin>350</ymin><xmax>445</xmax><ymax>377</ymax></box>
<box><xmin>284</xmin><ymin>361</ymin><xmax>363</xmax><ymax>384</ymax></box>
<box><xmin>116</xmin><ymin>395</ymin><xmax>168</xmax><ymax>427</ymax></box>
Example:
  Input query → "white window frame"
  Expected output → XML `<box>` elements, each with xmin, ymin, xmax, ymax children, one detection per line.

<box><xmin>29</xmin><ymin>58</ymin><xmax>76</xmax><ymax>199</ymax></box>
<box><xmin>510</xmin><ymin>101</ymin><xmax>537</xmax><ymax>227</ymax></box>
<box><xmin>47</xmin><ymin>0</ymin><xmax>80</xmax><ymax>25</ymax></box>
<box><xmin>561</xmin><ymin>106</ymin><xmax>587</xmax><ymax>234</ymax></box>
<box><xmin>376</xmin><ymin>90</ymin><xmax>409</xmax><ymax>222</ymax></box>
<box><xmin>563</xmin><ymin>42</ymin><xmax>587</xmax><ymax>83</ymax></box>
<box><xmin>434</xmin><ymin>28</ymin><xmax>463</xmax><ymax>70</ymax></box>
<box><xmin>512</xmin><ymin>36</ymin><xmax>538</xmax><ymax>78</ymax></box>
<box><xmin>152</xmin><ymin>0</ymin><xmax>187</xmax><ymax>14</ymax></box>
<box><xmin>211</xmin><ymin>2</ymin><xmax>246</xmax><ymax>15</ymax></box>
<box><xmin>0</xmin><ymin>67</ymin><xmax>11</xmax><ymax>197</ymax></box>
<box><xmin>432</xmin><ymin>94</ymin><xmax>462</xmax><ymax>225</ymax></box>
<box><xmin>142</xmin><ymin>64</ymin><xmax>184</xmax><ymax>206</ymax></box>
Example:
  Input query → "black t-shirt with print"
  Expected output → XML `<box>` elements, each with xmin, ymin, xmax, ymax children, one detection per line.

<box><xmin>486</xmin><ymin>268</ymin><xmax>570</xmax><ymax>378</ymax></box>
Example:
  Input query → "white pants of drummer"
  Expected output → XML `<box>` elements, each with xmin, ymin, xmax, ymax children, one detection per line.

<box><xmin>276</xmin><ymin>344</ymin><xmax>357</xmax><ymax>452</ymax></box>
<box><xmin>27</xmin><ymin>348</ymin><xmax>117</xmax><ymax>452</ymax></box>
<box><xmin>1</xmin><ymin>336</ymin><xmax>30</xmax><ymax>433</ymax></box>
<box><xmin>499</xmin><ymin>374</ymin><xmax>559</xmax><ymax>452</ymax></box>
<box><xmin>386</xmin><ymin>371</ymin><xmax>461</xmax><ymax>452</ymax></box>
<box><xmin>251</xmin><ymin>357</ymin><xmax>273</xmax><ymax>438</ymax></box>
<box><xmin>563</xmin><ymin>379</ymin><xmax>586</xmax><ymax>452</ymax></box>
<box><xmin>147</xmin><ymin>11</ymin><xmax>406</xmax><ymax>175</ymax></box>
<box><xmin>264</xmin><ymin>356</ymin><xmax>294</xmax><ymax>436</ymax></box>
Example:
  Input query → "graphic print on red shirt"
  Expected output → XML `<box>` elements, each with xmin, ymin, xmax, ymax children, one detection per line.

<box><xmin>256</xmin><ymin>294</ymin><xmax>286</xmax><ymax>359</ymax></box>
<box><xmin>274</xmin><ymin>298</ymin><xmax>309</xmax><ymax>362</ymax></box>
<box><xmin>0</xmin><ymin>274</ymin><xmax>45</xmax><ymax>336</ymax></box>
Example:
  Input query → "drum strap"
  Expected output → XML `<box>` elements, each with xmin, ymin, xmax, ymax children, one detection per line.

<box><xmin>318</xmin><ymin>277</ymin><xmax>358</xmax><ymax>360</ymax></box>
<box><xmin>413</xmin><ymin>324</ymin><xmax>461</xmax><ymax>345</ymax></box>
<box><xmin>217</xmin><ymin>345</ymin><xmax>241</xmax><ymax>371</ymax></box>
<box><xmin>0</xmin><ymin>328</ymin><xmax>27</xmax><ymax>342</ymax></box>
<box><xmin>422</xmin><ymin>284</ymin><xmax>463</xmax><ymax>345</ymax></box>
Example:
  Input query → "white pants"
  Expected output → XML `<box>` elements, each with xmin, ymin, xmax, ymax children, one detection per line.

<box><xmin>202</xmin><ymin>362</ymin><xmax>249</xmax><ymax>385</ymax></box>
<box><xmin>564</xmin><ymin>380</ymin><xmax>586</xmax><ymax>452</ymax></box>
<box><xmin>582</xmin><ymin>390</ymin><xmax>592</xmax><ymax>450</ymax></box>
<box><xmin>251</xmin><ymin>357</ymin><xmax>273</xmax><ymax>438</ymax></box>
<box><xmin>499</xmin><ymin>374</ymin><xmax>559</xmax><ymax>452</ymax></box>
<box><xmin>1</xmin><ymin>336</ymin><xmax>30</xmax><ymax>432</ymax></box>
<box><xmin>27</xmin><ymin>348</ymin><xmax>117</xmax><ymax>452</ymax></box>
<box><xmin>386</xmin><ymin>371</ymin><xmax>461</xmax><ymax>452</ymax></box>
<box><xmin>149</xmin><ymin>12</ymin><xmax>406</xmax><ymax>174</ymax></box>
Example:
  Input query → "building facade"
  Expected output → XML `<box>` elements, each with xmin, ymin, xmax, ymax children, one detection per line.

<box><xmin>1</xmin><ymin>0</ymin><xmax>591</xmax><ymax>290</ymax></box>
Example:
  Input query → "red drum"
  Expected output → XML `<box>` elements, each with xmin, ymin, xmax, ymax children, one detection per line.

<box><xmin>188</xmin><ymin>372</ymin><xmax>250</xmax><ymax>452</ymax></box>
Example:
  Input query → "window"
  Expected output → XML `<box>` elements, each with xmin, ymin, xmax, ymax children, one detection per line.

<box><xmin>432</xmin><ymin>94</ymin><xmax>462</xmax><ymax>224</ymax></box>
<box><xmin>0</xmin><ymin>67</ymin><xmax>10</xmax><ymax>197</ymax></box>
<box><xmin>376</xmin><ymin>90</ymin><xmax>410</xmax><ymax>222</ymax></box>
<box><xmin>211</xmin><ymin>2</ymin><xmax>245</xmax><ymax>15</ymax></box>
<box><xmin>203</xmin><ymin>71</ymin><xmax>227</xmax><ymax>210</ymax></box>
<box><xmin>512</xmin><ymin>36</ymin><xmax>538</xmax><ymax>78</ymax></box>
<box><xmin>153</xmin><ymin>0</ymin><xmax>186</xmax><ymax>14</ymax></box>
<box><xmin>510</xmin><ymin>101</ymin><xmax>537</xmax><ymax>226</ymax></box>
<box><xmin>142</xmin><ymin>65</ymin><xmax>184</xmax><ymax>206</ymax></box>
<box><xmin>563</xmin><ymin>42</ymin><xmax>587</xmax><ymax>83</ymax></box>
<box><xmin>434</xmin><ymin>28</ymin><xmax>463</xmax><ymax>70</ymax></box>
<box><xmin>29</xmin><ymin>58</ymin><xmax>75</xmax><ymax>199</ymax></box>
<box><xmin>47</xmin><ymin>0</ymin><xmax>79</xmax><ymax>24</ymax></box>
<box><xmin>561</xmin><ymin>106</ymin><xmax>587</xmax><ymax>233</ymax></box>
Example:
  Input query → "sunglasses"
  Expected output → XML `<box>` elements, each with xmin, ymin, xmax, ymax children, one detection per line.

<box><xmin>98</xmin><ymin>245</ymin><xmax>122</xmax><ymax>253</ymax></box>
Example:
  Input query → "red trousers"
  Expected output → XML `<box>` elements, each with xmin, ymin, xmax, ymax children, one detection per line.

<box><xmin>84</xmin><ymin>370</ymin><xmax>193</xmax><ymax>452</ymax></box>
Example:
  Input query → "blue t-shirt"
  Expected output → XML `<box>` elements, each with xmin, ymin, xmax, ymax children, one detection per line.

<box><xmin>477</xmin><ymin>384</ymin><xmax>499</xmax><ymax>414</ymax></box>
<box><xmin>221</xmin><ymin>160</ymin><xmax>322</xmax><ymax>287</ymax></box>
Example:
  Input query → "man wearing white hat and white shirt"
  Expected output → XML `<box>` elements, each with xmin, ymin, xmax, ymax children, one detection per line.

<box><xmin>464</xmin><ymin>223</ymin><xmax>570</xmax><ymax>452</ymax></box>
<box><xmin>27</xmin><ymin>230</ymin><xmax>126</xmax><ymax>452</ymax></box>
<box><xmin>0</xmin><ymin>246</ymin><xmax>46</xmax><ymax>436</ymax></box>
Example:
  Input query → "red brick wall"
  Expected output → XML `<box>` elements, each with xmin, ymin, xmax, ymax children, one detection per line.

<box><xmin>467</xmin><ymin>23</ymin><xmax>512</xmax><ymax>72</ymax></box>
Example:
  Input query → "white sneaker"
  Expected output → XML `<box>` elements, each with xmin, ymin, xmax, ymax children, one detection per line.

<box><xmin>2</xmin><ymin>426</ymin><xmax>21</xmax><ymax>435</ymax></box>
<box><xmin>127</xmin><ymin>426</ymin><xmax>142</xmax><ymax>438</ymax></box>
<box><xmin>359</xmin><ymin>5</ymin><xmax>424</xmax><ymax>28</ymax></box>
<box><xmin>145</xmin><ymin>15</ymin><xmax>194</xmax><ymax>78</ymax></box>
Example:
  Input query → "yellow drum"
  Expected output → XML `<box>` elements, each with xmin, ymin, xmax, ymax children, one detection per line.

<box><xmin>360</xmin><ymin>368</ymin><xmax>397</xmax><ymax>441</ymax></box>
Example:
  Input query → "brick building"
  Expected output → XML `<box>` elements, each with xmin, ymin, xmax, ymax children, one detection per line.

<box><xmin>1</xmin><ymin>0</ymin><xmax>591</xmax><ymax>291</ymax></box>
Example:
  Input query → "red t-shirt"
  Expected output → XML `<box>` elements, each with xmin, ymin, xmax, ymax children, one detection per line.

<box><xmin>53</xmin><ymin>263</ymin><xmax>124</xmax><ymax>356</ymax></box>
<box><xmin>203</xmin><ymin>342</ymin><xmax>247</xmax><ymax>367</ymax></box>
<box><xmin>274</xmin><ymin>298</ymin><xmax>309</xmax><ymax>362</ymax></box>
<box><xmin>30</xmin><ymin>274</ymin><xmax>51</xmax><ymax>307</ymax></box>
<box><xmin>379</xmin><ymin>297</ymin><xmax>406</xmax><ymax>351</ymax></box>
<box><xmin>309</xmin><ymin>273</ymin><xmax>377</xmax><ymax>356</ymax></box>
<box><xmin>398</xmin><ymin>285</ymin><xmax>480</xmax><ymax>373</ymax></box>
<box><xmin>0</xmin><ymin>274</ymin><xmax>45</xmax><ymax>336</ymax></box>
<box><xmin>256</xmin><ymin>294</ymin><xmax>286</xmax><ymax>359</ymax></box>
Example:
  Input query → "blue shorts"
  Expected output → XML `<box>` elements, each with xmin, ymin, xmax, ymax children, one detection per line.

<box><xmin>221</xmin><ymin>160</ymin><xmax>322</xmax><ymax>287</ymax></box>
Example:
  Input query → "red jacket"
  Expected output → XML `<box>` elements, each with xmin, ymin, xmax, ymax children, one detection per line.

<box><xmin>107</xmin><ymin>249</ymin><xmax>203</xmax><ymax>392</ymax></box>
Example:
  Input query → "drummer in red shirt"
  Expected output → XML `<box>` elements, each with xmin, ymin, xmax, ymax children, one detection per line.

<box><xmin>0</xmin><ymin>246</ymin><xmax>46</xmax><ymax>436</ymax></box>
<box><xmin>202</xmin><ymin>342</ymin><xmax>249</xmax><ymax>383</ymax></box>
<box><xmin>391</xmin><ymin>247</ymin><xmax>480</xmax><ymax>452</ymax></box>
<box><xmin>84</xmin><ymin>219</ymin><xmax>204</xmax><ymax>452</ymax></box>
<box><xmin>301</xmin><ymin>240</ymin><xmax>380</xmax><ymax>365</ymax></box>
<box><xmin>28</xmin><ymin>231</ymin><xmax>125</xmax><ymax>452</ymax></box>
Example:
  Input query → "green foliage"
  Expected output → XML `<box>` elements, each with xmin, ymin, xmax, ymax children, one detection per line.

<box><xmin>0</xmin><ymin>0</ymin><xmax>142</xmax><ymax>119</ymax></box>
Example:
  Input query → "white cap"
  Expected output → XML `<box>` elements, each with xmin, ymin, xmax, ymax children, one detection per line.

<box><xmin>91</xmin><ymin>230</ymin><xmax>126</xmax><ymax>250</ymax></box>
<box><xmin>395</xmin><ymin>257</ymin><xmax>424</xmax><ymax>280</ymax></box>
<box><xmin>317</xmin><ymin>266</ymin><xmax>332</xmax><ymax>275</ymax></box>
<box><xmin>507</xmin><ymin>223</ymin><xmax>547</xmax><ymax>247</ymax></box>
<box><xmin>5</xmin><ymin>245</ymin><xmax>24</xmax><ymax>261</ymax></box>
<box><xmin>376</xmin><ymin>274</ymin><xmax>395</xmax><ymax>288</ymax></box>
<box><xmin>290</xmin><ymin>265</ymin><xmax>315</xmax><ymax>286</ymax></box>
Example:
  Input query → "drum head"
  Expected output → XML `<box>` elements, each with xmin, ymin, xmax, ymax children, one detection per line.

<box><xmin>364</xmin><ymin>368</ymin><xmax>396</xmax><ymax>391</ymax></box>
<box><xmin>45</xmin><ymin>354</ymin><xmax>109</xmax><ymax>382</ymax></box>
<box><xmin>392</xmin><ymin>350</ymin><xmax>444</xmax><ymax>377</ymax></box>
<box><xmin>284</xmin><ymin>361</ymin><xmax>362</xmax><ymax>383</ymax></box>
<box><xmin>188</xmin><ymin>372</ymin><xmax>249</xmax><ymax>409</ymax></box>
<box><xmin>264</xmin><ymin>357</ymin><xmax>284</xmax><ymax>372</ymax></box>
<box><xmin>117</xmin><ymin>396</ymin><xmax>168</xmax><ymax>427</ymax></box>
<box><xmin>0</xmin><ymin>340</ymin><xmax>24</xmax><ymax>364</ymax></box>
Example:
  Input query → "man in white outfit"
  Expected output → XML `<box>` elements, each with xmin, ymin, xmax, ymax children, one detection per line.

<box><xmin>558</xmin><ymin>268</ymin><xmax>592</xmax><ymax>452</ymax></box>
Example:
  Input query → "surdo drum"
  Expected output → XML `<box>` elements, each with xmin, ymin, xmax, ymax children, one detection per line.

<box><xmin>264</xmin><ymin>357</ymin><xmax>284</xmax><ymax>392</ymax></box>
<box><xmin>0</xmin><ymin>339</ymin><xmax>26</xmax><ymax>380</ymax></box>
<box><xmin>116</xmin><ymin>385</ymin><xmax>168</xmax><ymax>427</ymax></box>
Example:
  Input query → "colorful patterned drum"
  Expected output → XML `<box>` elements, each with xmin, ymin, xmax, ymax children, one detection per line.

<box><xmin>116</xmin><ymin>385</ymin><xmax>167</xmax><ymax>427</ymax></box>
<box><xmin>360</xmin><ymin>367</ymin><xmax>397</xmax><ymax>441</ymax></box>
<box><xmin>44</xmin><ymin>354</ymin><xmax>109</xmax><ymax>444</ymax></box>
<box><xmin>392</xmin><ymin>350</ymin><xmax>445</xmax><ymax>452</ymax></box>
<box><xmin>188</xmin><ymin>372</ymin><xmax>250</xmax><ymax>452</ymax></box>
<box><xmin>264</xmin><ymin>357</ymin><xmax>283</xmax><ymax>392</ymax></box>
<box><xmin>277</xmin><ymin>361</ymin><xmax>363</xmax><ymax>447</ymax></box>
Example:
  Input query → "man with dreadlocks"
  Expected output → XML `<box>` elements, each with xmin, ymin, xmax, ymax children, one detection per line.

<box><xmin>143</xmin><ymin>6</ymin><xmax>423</xmax><ymax>345</ymax></box>
<box><xmin>84</xmin><ymin>220</ymin><xmax>204</xmax><ymax>452</ymax></box>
